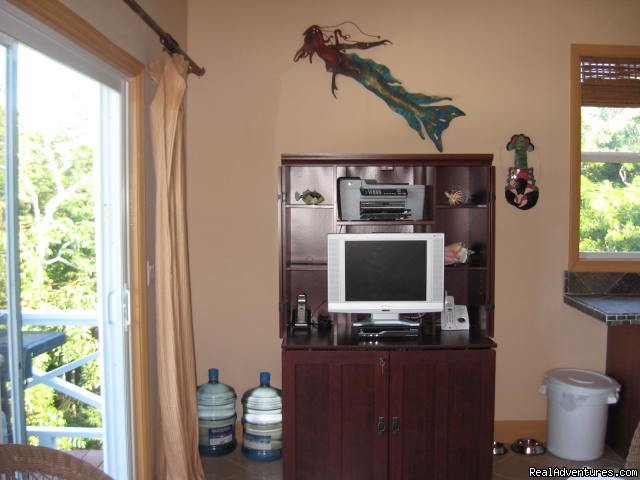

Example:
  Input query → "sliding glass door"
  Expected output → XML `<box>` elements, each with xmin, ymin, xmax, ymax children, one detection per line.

<box><xmin>0</xmin><ymin>12</ymin><xmax>132</xmax><ymax>479</ymax></box>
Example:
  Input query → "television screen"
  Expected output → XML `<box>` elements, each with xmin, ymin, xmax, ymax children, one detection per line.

<box><xmin>327</xmin><ymin>233</ymin><xmax>444</xmax><ymax>320</ymax></box>
<box><xmin>345</xmin><ymin>241</ymin><xmax>427</xmax><ymax>301</ymax></box>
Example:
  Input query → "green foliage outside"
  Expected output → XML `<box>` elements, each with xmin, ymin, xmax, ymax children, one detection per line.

<box><xmin>0</xmin><ymin>104</ymin><xmax>102</xmax><ymax>450</ymax></box>
<box><xmin>580</xmin><ymin>107</ymin><xmax>640</xmax><ymax>253</ymax></box>
<box><xmin>0</xmin><ymin>105</ymin><xmax>5</xmax><ymax>307</ymax></box>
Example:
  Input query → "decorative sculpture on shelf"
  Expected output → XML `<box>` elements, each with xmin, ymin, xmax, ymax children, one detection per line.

<box><xmin>295</xmin><ymin>190</ymin><xmax>325</xmax><ymax>205</ymax></box>
<box><xmin>293</xmin><ymin>22</ymin><xmax>465</xmax><ymax>152</ymax></box>
<box><xmin>505</xmin><ymin>134</ymin><xmax>539</xmax><ymax>210</ymax></box>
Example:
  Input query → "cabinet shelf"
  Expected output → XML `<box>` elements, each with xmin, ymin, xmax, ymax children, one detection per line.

<box><xmin>436</xmin><ymin>204</ymin><xmax>488</xmax><ymax>209</ymax></box>
<box><xmin>286</xmin><ymin>263</ymin><xmax>327</xmax><ymax>271</ymax></box>
<box><xmin>336</xmin><ymin>219</ymin><xmax>436</xmax><ymax>226</ymax></box>
<box><xmin>285</xmin><ymin>203</ymin><xmax>334</xmax><ymax>209</ymax></box>
<box><xmin>445</xmin><ymin>265</ymin><xmax>487</xmax><ymax>271</ymax></box>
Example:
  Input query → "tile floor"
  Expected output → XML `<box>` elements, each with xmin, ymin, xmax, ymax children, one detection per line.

<box><xmin>201</xmin><ymin>445</ymin><xmax>627</xmax><ymax>479</ymax></box>
<box><xmin>492</xmin><ymin>445</ymin><xmax>626</xmax><ymax>480</ymax></box>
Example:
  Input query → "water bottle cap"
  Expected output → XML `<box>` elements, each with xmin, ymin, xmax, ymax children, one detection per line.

<box><xmin>209</xmin><ymin>368</ymin><xmax>219</xmax><ymax>381</ymax></box>
<box><xmin>260</xmin><ymin>372</ymin><xmax>270</xmax><ymax>384</ymax></box>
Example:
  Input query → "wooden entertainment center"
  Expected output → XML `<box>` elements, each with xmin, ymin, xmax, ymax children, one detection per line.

<box><xmin>279</xmin><ymin>154</ymin><xmax>496</xmax><ymax>480</ymax></box>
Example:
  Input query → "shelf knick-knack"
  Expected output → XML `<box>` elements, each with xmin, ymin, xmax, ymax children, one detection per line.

<box><xmin>444</xmin><ymin>186</ymin><xmax>470</xmax><ymax>206</ymax></box>
<box><xmin>295</xmin><ymin>189</ymin><xmax>325</xmax><ymax>205</ymax></box>
<box><xmin>444</xmin><ymin>242</ymin><xmax>474</xmax><ymax>265</ymax></box>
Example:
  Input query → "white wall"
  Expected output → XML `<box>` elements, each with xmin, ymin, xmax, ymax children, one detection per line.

<box><xmin>61</xmin><ymin>0</ymin><xmax>187</xmax><ymax>63</ymax></box>
<box><xmin>186</xmin><ymin>0</ymin><xmax>640</xmax><ymax>420</ymax></box>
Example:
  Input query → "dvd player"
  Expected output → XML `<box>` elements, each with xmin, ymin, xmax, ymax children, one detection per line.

<box><xmin>353</xmin><ymin>318</ymin><xmax>421</xmax><ymax>340</ymax></box>
<box><xmin>356</xmin><ymin>328</ymin><xmax>420</xmax><ymax>339</ymax></box>
<box><xmin>352</xmin><ymin>318</ymin><xmax>421</xmax><ymax>328</ymax></box>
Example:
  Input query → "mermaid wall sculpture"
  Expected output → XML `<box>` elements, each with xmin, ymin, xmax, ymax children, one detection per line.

<box><xmin>293</xmin><ymin>23</ymin><xmax>465</xmax><ymax>152</ymax></box>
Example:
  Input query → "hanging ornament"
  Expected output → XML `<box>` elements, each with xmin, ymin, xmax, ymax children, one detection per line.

<box><xmin>505</xmin><ymin>134</ymin><xmax>539</xmax><ymax>210</ymax></box>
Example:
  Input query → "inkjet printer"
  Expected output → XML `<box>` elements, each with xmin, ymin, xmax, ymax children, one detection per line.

<box><xmin>338</xmin><ymin>177</ymin><xmax>425</xmax><ymax>221</ymax></box>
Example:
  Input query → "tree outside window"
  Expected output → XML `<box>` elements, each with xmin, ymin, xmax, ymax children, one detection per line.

<box><xmin>580</xmin><ymin>106</ymin><xmax>640</xmax><ymax>255</ymax></box>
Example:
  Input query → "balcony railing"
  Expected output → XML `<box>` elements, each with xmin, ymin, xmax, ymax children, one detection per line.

<box><xmin>2</xmin><ymin>310</ymin><xmax>103</xmax><ymax>448</ymax></box>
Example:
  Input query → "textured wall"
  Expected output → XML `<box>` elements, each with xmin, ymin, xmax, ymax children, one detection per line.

<box><xmin>185</xmin><ymin>0</ymin><xmax>640</xmax><ymax>420</ymax></box>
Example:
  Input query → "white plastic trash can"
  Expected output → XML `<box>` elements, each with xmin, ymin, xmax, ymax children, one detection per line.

<box><xmin>539</xmin><ymin>368</ymin><xmax>620</xmax><ymax>461</ymax></box>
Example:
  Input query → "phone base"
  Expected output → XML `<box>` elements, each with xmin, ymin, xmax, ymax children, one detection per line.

<box><xmin>290</xmin><ymin>308</ymin><xmax>311</xmax><ymax>329</ymax></box>
<box><xmin>441</xmin><ymin>297</ymin><xmax>470</xmax><ymax>331</ymax></box>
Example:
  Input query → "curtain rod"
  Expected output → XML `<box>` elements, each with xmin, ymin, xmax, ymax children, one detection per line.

<box><xmin>122</xmin><ymin>0</ymin><xmax>205</xmax><ymax>76</ymax></box>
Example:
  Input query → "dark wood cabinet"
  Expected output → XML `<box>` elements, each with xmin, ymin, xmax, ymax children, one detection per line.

<box><xmin>283</xmin><ymin>348</ymin><xmax>495</xmax><ymax>480</ymax></box>
<box><xmin>388</xmin><ymin>350</ymin><xmax>494</xmax><ymax>480</ymax></box>
<box><xmin>279</xmin><ymin>154</ymin><xmax>496</xmax><ymax>480</ymax></box>
<box><xmin>282</xmin><ymin>351</ymin><xmax>388</xmax><ymax>480</ymax></box>
<box><xmin>606</xmin><ymin>325</ymin><xmax>640</xmax><ymax>457</ymax></box>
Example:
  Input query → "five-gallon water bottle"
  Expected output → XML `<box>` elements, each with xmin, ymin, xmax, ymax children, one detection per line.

<box><xmin>197</xmin><ymin>368</ymin><xmax>237</xmax><ymax>456</ymax></box>
<box><xmin>241</xmin><ymin>371</ymin><xmax>283</xmax><ymax>461</ymax></box>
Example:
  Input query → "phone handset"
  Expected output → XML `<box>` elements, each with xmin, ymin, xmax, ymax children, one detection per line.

<box><xmin>297</xmin><ymin>293</ymin><xmax>307</xmax><ymax>323</ymax></box>
<box><xmin>441</xmin><ymin>295</ymin><xmax>470</xmax><ymax>331</ymax></box>
<box><xmin>292</xmin><ymin>293</ymin><xmax>311</xmax><ymax>329</ymax></box>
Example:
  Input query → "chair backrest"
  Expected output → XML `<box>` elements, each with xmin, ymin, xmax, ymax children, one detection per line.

<box><xmin>627</xmin><ymin>421</ymin><xmax>640</xmax><ymax>469</ymax></box>
<box><xmin>0</xmin><ymin>444</ymin><xmax>112</xmax><ymax>480</ymax></box>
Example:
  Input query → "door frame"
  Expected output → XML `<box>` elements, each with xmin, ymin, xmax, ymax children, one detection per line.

<box><xmin>5</xmin><ymin>0</ymin><xmax>151</xmax><ymax>477</ymax></box>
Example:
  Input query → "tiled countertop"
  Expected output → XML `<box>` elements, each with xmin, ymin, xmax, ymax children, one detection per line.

<box><xmin>564</xmin><ymin>271</ymin><xmax>640</xmax><ymax>326</ymax></box>
<box><xmin>563</xmin><ymin>294</ymin><xmax>640</xmax><ymax>326</ymax></box>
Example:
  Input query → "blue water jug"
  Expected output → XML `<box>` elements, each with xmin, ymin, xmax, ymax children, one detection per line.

<box><xmin>241</xmin><ymin>371</ymin><xmax>282</xmax><ymax>461</ymax></box>
<box><xmin>197</xmin><ymin>368</ymin><xmax>237</xmax><ymax>456</ymax></box>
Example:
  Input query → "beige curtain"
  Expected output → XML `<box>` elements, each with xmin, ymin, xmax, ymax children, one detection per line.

<box><xmin>149</xmin><ymin>52</ymin><xmax>204</xmax><ymax>480</ymax></box>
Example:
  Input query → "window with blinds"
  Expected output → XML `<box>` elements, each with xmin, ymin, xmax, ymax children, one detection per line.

<box><xmin>580</xmin><ymin>56</ymin><xmax>640</xmax><ymax>107</ymax></box>
<box><xmin>575</xmin><ymin>49</ymin><xmax>640</xmax><ymax>261</ymax></box>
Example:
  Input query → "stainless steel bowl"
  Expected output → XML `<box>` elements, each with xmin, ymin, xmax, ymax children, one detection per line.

<box><xmin>510</xmin><ymin>438</ymin><xmax>546</xmax><ymax>455</ymax></box>
<box><xmin>492</xmin><ymin>441</ymin><xmax>508</xmax><ymax>455</ymax></box>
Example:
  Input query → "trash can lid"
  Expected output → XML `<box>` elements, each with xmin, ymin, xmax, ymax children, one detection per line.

<box><xmin>543</xmin><ymin>368</ymin><xmax>620</xmax><ymax>396</ymax></box>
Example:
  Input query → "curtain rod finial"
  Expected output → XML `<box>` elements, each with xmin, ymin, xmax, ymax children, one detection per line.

<box><xmin>189</xmin><ymin>65</ymin><xmax>206</xmax><ymax>77</ymax></box>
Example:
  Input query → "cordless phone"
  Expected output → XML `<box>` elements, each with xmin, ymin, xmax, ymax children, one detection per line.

<box><xmin>292</xmin><ymin>293</ymin><xmax>310</xmax><ymax>329</ymax></box>
<box><xmin>441</xmin><ymin>295</ymin><xmax>470</xmax><ymax>330</ymax></box>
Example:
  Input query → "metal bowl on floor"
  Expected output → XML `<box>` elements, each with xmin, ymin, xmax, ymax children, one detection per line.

<box><xmin>493</xmin><ymin>441</ymin><xmax>508</xmax><ymax>455</ymax></box>
<box><xmin>510</xmin><ymin>438</ymin><xmax>546</xmax><ymax>455</ymax></box>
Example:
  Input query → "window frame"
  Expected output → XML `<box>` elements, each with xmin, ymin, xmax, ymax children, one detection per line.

<box><xmin>569</xmin><ymin>44</ymin><xmax>640</xmax><ymax>272</ymax></box>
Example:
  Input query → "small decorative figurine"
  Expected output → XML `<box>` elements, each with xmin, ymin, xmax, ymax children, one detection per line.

<box><xmin>293</xmin><ymin>22</ymin><xmax>464</xmax><ymax>152</ymax></box>
<box><xmin>295</xmin><ymin>189</ymin><xmax>325</xmax><ymax>205</ymax></box>
<box><xmin>444</xmin><ymin>186</ymin><xmax>470</xmax><ymax>206</ymax></box>
<box><xmin>444</xmin><ymin>242</ymin><xmax>474</xmax><ymax>265</ymax></box>
<box><xmin>505</xmin><ymin>134</ymin><xmax>539</xmax><ymax>210</ymax></box>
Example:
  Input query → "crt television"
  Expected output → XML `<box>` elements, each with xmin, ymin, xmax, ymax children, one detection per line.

<box><xmin>327</xmin><ymin>233</ymin><xmax>444</xmax><ymax>324</ymax></box>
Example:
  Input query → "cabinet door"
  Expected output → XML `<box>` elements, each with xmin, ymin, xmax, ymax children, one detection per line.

<box><xmin>283</xmin><ymin>351</ymin><xmax>389</xmax><ymax>480</ymax></box>
<box><xmin>389</xmin><ymin>349</ymin><xmax>495</xmax><ymax>480</ymax></box>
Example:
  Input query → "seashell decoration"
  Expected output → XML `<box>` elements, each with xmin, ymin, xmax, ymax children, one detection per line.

<box><xmin>444</xmin><ymin>187</ymin><xmax>469</xmax><ymax>206</ymax></box>
<box><xmin>444</xmin><ymin>242</ymin><xmax>474</xmax><ymax>265</ymax></box>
